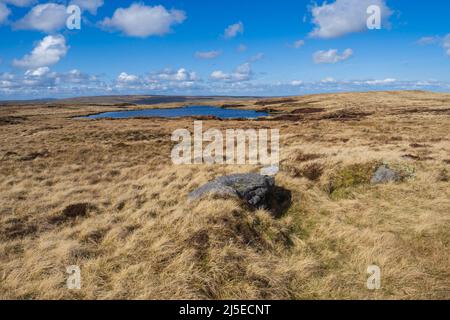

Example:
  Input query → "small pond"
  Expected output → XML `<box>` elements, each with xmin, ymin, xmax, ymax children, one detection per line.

<box><xmin>80</xmin><ymin>105</ymin><xmax>268</xmax><ymax>120</ymax></box>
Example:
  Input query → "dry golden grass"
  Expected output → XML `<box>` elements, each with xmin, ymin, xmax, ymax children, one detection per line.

<box><xmin>0</xmin><ymin>90</ymin><xmax>449</xmax><ymax>299</ymax></box>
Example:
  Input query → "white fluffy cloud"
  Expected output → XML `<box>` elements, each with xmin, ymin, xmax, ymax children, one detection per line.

<box><xmin>224</xmin><ymin>21</ymin><xmax>244</xmax><ymax>39</ymax></box>
<box><xmin>14</xmin><ymin>3</ymin><xmax>67</xmax><ymax>32</ymax></box>
<box><xmin>195</xmin><ymin>50</ymin><xmax>221</xmax><ymax>59</ymax></box>
<box><xmin>1</xmin><ymin>68</ymin><xmax>101</xmax><ymax>97</ymax></box>
<box><xmin>101</xmin><ymin>4</ymin><xmax>186</xmax><ymax>38</ymax></box>
<box><xmin>363</xmin><ymin>78</ymin><xmax>396</xmax><ymax>85</ymax></box>
<box><xmin>113</xmin><ymin>68</ymin><xmax>201</xmax><ymax>91</ymax></box>
<box><xmin>156</xmin><ymin>68</ymin><xmax>197</xmax><ymax>81</ymax></box>
<box><xmin>211</xmin><ymin>63</ymin><xmax>252</xmax><ymax>82</ymax></box>
<box><xmin>0</xmin><ymin>3</ymin><xmax>11</xmax><ymax>24</ymax></box>
<box><xmin>70</xmin><ymin>0</ymin><xmax>103</xmax><ymax>14</ymax></box>
<box><xmin>25</xmin><ymin>66</ymin><xmax>50</xmax><ymax>77</ymax></box>
<box><xmin>2</xmin><ymin>0</ymin><xmax>36</xmax><ymax>7</ymax></box>
<box><xmin>13</xmin><ymin>35</ymin><xmax>68</xmax><ymax>68</ymax></box>
<box><xmin>309</xmin><ymin>0</ymin><xmax>392</xmax><ymax>39</ymax></box>
<box><xmin>313</xmin><ymin>48</ymin><xmax>353</xmax><ymax>64</ymax></box>
<box><xmin>117</xmin><ymin>72</ymin><xmax>139</xmax><ymax>83</ymax></box>
<box><xmin>2</xmin><ymin>68</ymin><xmax>450</xmax><ymax>99</ymax></box>
<box><xmin>115</xmin><ymin>72</ymin><xmax>142</xmax><ymax>89</ymax></box>
<box><xmin>210</xmin><ymin>71</ymin><xmax>228</xmax><ymax>81</ymax></box>
<box><xmin>290</xmin><ymin>80</ymin><xmax>304</xmax><ymax>86</ymax></box>
<box><xmin>321</xmin><ymin>77</ymin><xmax>336</xmax><ymax>83</ymax></box>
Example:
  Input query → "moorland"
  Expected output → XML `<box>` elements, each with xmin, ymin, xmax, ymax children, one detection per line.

<box><xmin>0</xmin><ymin>90</ymin><xmax>449</xmax><ymax>299</ymax></box>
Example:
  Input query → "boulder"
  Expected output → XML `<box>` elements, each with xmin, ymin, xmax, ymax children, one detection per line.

<box><xmin>189</xmin><ymin>173</ymin><xmax>291</xmax><ymax>217</ymax></box>
<box><xmin>371</xmin><ymin>165</ymin><xmax>401</xmax><ymax>184</ymax></box>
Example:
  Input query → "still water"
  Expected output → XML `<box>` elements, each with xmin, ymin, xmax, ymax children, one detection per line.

<box><xmin>81</xmin><ymin>105</ymin><xmax>269</xmax><ymax>120</ymax></box>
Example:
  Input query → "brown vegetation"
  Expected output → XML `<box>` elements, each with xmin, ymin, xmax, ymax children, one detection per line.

<box><xmin>0</xmin><ymin>90</ymin><xmax>449</xmax><ymax>299</ymax></box>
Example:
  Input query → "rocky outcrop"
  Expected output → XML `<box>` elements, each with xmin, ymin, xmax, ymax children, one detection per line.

<box><xmin>189</xmin><ymin>173</ymin><xmax>291</xmax><ymax>217</ymax></box>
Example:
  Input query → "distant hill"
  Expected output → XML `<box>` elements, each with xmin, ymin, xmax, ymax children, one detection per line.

<box><xmin>0</xmin><ymin>95</ymin><xmax>260</xmax><ymax>106</ymax></box>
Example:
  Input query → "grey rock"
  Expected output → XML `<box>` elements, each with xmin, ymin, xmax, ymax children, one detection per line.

<box><xmin>189</xmin><ymin>173</ymin><xmax>291</xmax><ymax>216</ymax></box>
<box><xmin>371</xmin><ymin>165</ymin><xmax>401</xmax><ymax>184</ymax></box>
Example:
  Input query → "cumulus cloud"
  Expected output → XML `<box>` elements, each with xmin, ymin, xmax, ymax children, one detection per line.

<box><xmin>156</xmin><ymin>68</ymin><xmax>198</xmax><ymax>81</ymax></box>
<box><xmin>211</xmin><ymin>63</ymin><xmax>252</xmax><ymax>82</ymax></box>
<box><xmin>25</xmin><ymin>66</ymin><xmax>50</xmax><ymax>77</ymax></box>
<box><xmin>117</xmin><ymin>72</ymin><xmax>139</xmax><ymax>83</ymax></box>
<box><xmin>13</xmin><ymin>35</ymin><xmax>68</xmax><ymax>68</ymax></box>
<box><xmin>195</xmin><ymin>50</ymin><xmax>221</xmax><ymax>59</ymax></box>
<box><xmin>101</xmin><ymin>3</ymin><xmax>186</xmax><ymax>38</ymax></box>
<box><xmin>313</xmin><ymin>48</ymin><xmax>353</xmax><ymax>64</ymax></box>
<box><xmin>70</xmin><ymin>0</ymin><xmax>103</xmax><ymax>14</ymax></box>
<box><xmin>321</xmin><ymin>77</ymin><xmax>336</xmax><ymax>83</ymax></box>
<box><xmin>64</xmin><ymin>69</ymin><xmax>96</xmax><ymax>83</ymax></box>
<box><xmin>112</xmin><ymin>67</ymin><xmax>202</xmax><ymax>92</ymax></box>
<box><xmin>0</xmin><ymin>67</ymin><xmax>102</xmax><ymax>99</ymax></box>
<box><xmin>14</xmin><ymin>3</ymin><xmax>67</xmax><ymax>32</ymax></box>
<box><xmin>309</xmin><ymin>0</ymin><xmax>392</xmax><ymax>39</ymax></box>
<box><xmin>363</xmin><ymin>78</ymin><xmax>396</xmax><ymax>85</ymax></box>
<box><xmin>224</xmin><ymin>21</ymin><xmax>244</xmax><ymax>39</ymax></box>
<box><xmin>290</xmin><ymin>80</ymin><xmax>304</xmax><ymax>86</ymax></box>
<box><xmin>2</xmin><ymin>69</ymin><xmax>450</xmax><ymax>99</ymax></box>
<box><xmin>210</xmin><ymin>71</ymin><xmax>228</xmax><ymax>81</ymax></box>
<box><xmin>115</xmin><ymin>72</ymin><xmax>143</xmax><ymax>89</ymax></box>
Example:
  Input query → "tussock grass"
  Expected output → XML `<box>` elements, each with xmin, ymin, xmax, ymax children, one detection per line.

<box><xmin>326</xmin><ymin>161</ymin><xmax>380</xmax><ymax>200</ymax></box>
<box><xmin>0</xmin><ymin>91</ymin><xmax>449</xmax><ymax>299</ymax></box>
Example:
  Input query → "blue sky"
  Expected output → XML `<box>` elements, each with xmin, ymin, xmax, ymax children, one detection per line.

<box><xmin>0</xmin><ymin>0</ymin><xmax>449</xmax><ymax>99</ymax></box>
